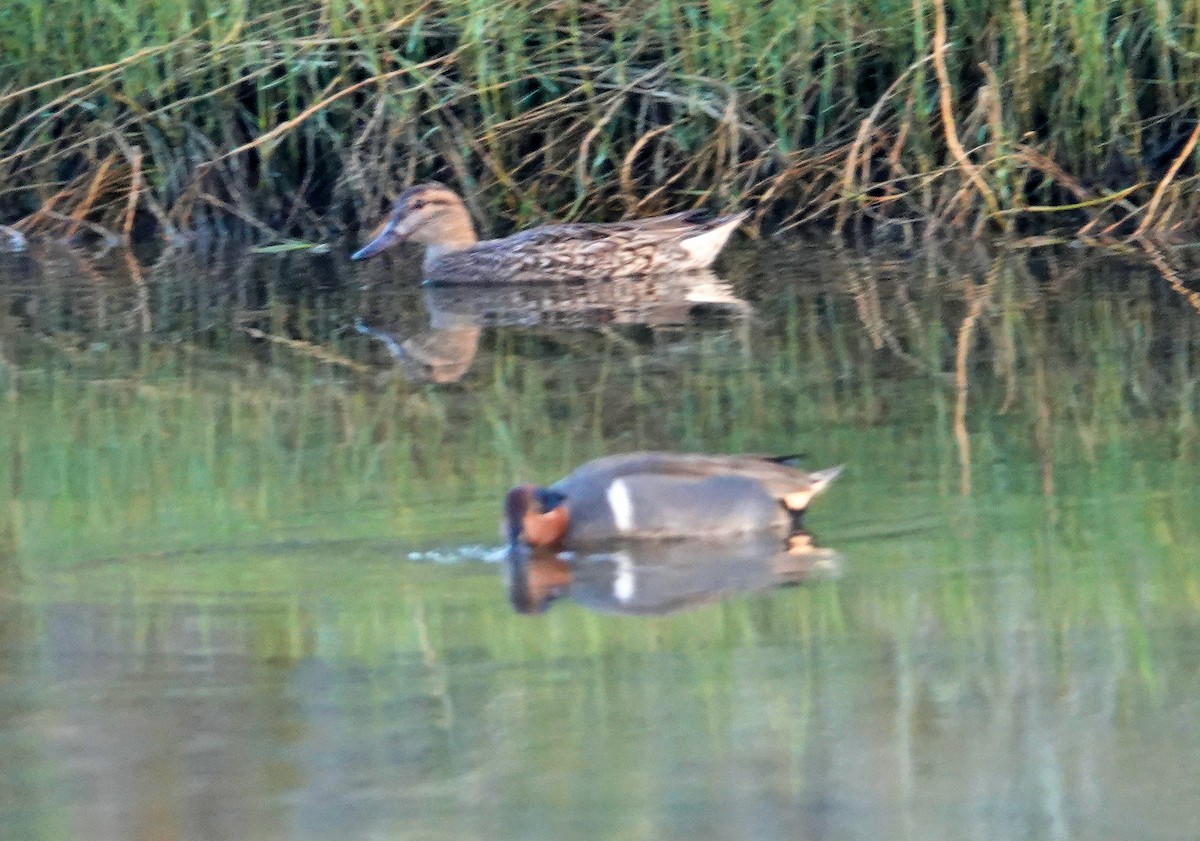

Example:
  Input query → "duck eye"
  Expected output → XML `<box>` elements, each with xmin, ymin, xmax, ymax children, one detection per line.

<box><xmin>408</xmin><ymin>199</ymin><xmax>425</xmax><ymax>211</ymax></box>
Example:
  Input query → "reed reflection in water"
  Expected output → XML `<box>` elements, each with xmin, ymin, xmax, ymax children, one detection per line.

<box><xmin>0</xmin><ymin>238</ymin><xmax>1199</xmax><ymax>840</ymax></box>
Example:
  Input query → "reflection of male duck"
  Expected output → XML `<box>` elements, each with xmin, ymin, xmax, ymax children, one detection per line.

<box><xmin>506</xmin><ymin>533</ymin><xmax>841</xmax><ymax>615</ymax></box>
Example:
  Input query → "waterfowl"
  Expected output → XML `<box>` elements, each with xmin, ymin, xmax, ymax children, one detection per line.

<box><xmin>504</xmin><ymin>452</ymin><xmax>842</xmax><ymax>550</ymax></box>
<box><xmin>351</xmin><ymin>183</ymin><xmax>748</xmax><ymax>283</ymax></box>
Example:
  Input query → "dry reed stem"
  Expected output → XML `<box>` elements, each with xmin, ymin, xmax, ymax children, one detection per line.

<box><xmin>620</xmin><ymin>124</ymin><xmax>675</xmax><ymax>211</ymax></box>
<box><xmin>110</xmin><ymin>131</ymin><xmax>175</xmax><ymax>238</ymax></box>
<box><xmin>1132</xmin><ymin>119</ymin><xmax>1200</xmax><ymax>239</ymax></box>
<box><xmin>66</xmin><ymin>154</ymin><xmax>118</xmax><ymax>238</ymax></box>
<box><xmin>835</xmin><ymin>54</ymin><xmax>936</xmax><ymax>236</ymax></box>
<box><xmin>930</xmin><ymin>0</ymin><xmax>1005</xmax><ymax>231</ymax></box>
<box><xmin>42</xmin><ymin>210</ymin><xmax>120</xmax><ymax>246</ymax></box>
<box><xmin>992</xmin><ymin>176</ymin><xmax>1143</xmax><ymax>218</ymax></box>
<box><xmin>574</xmin><ymin>90</ymin><xmax>634</xmax><ymax>214</ymax></box>
<box><xmin>121</xmin><ymin>146</ymin><xmax>143</xmax><ymax>240</ymax></box>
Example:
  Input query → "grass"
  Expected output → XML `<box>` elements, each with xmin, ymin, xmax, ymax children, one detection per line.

<box><xmin>2</xmin><ymin>0</ymin><xmax>1200</xmax><ymax>243</ymax></box>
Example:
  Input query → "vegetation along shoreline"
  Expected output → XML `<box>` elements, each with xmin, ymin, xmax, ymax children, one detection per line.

<box><xmin>3</xmin><ymin>0</ymin><xmax>1200</xmax><ymax>248</ymax></box>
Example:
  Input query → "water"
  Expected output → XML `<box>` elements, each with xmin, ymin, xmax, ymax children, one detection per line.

<box><xmin>1</xmin><ymin>239</ymin><xmax>1199</xmax><ymax>840</ymax></box>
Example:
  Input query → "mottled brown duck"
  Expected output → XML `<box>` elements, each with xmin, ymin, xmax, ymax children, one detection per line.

<box><xmin>351</xmin><ymin>183</ymin><xmax>748</xmax><ymax>283</ymax></box>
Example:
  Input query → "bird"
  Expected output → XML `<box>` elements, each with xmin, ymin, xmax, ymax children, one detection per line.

<box><xmin>503</xmin><ymin>452</ymin><xmax>842</xmax><ymax>550</ymax></box>
<box><xmin>350</xmin><ymin>183</ymin><xmax>748</xmax><ymax>283</ymax></box>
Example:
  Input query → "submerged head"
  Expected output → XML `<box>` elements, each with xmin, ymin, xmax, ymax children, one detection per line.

<box><xmin>351</xmin><ymin>183</ymin><xmax>477</xmax><ymax>261</ymax></box>
<box><xmin>503</xmin><ymin>484</ymin><xmax>570</xmax><ymax>549</ymax></box>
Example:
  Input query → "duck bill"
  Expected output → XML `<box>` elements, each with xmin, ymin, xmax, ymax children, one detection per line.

<box><xmin>351</xmin><ymin>220</ymin><xmax>406</xmax><ymax>261</ymax></box>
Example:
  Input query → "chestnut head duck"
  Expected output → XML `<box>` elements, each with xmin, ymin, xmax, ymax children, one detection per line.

<box><xmin>351</xmin><ymin>183</ymin><xmax>748</xmax><ymax>283</ymax></box>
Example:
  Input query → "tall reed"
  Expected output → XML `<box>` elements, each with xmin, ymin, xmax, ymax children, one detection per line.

<box><xmin>2</xmin><ymin>0</ymin><xmax>1199</xmax><ymax>241</ymax></box>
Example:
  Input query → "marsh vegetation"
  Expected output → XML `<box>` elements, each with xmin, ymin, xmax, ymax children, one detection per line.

<box><xmin>4</xmin><ymin>0</ymin><xmax>1200</xmax><ymax>244</ymax></box>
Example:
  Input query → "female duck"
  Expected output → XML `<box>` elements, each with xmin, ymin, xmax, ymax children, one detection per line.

<box><xmin>505</xmin><ymin>452</ymin><xmax>842</xmax><ymax>550</ymax></box>
<box><xmin>351</xmin><ymin>183</ymin><xmax>748</xmax><ymax>283</ymax></box>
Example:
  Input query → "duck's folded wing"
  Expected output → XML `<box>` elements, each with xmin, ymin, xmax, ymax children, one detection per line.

<box><xmin>563</xmin><ymin>473</ymin><xmax>789</xmax><ymax>543</ymax></box>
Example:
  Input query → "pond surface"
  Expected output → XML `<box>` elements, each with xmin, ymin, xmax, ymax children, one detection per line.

<box><xmin>1</xmin><ymin>238</ymin><xmax>1199</xmax><ymax>840</ymax></box>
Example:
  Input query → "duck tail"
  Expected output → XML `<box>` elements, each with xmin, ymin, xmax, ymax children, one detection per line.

<box><xmin>678</xmin><ymin>210</ymin><xmax>749</xmax><ymax>267</ymax></box>
<box><xmin>807</xmin><ymin>465</ymin><xmax>844</xmax><ymax>495</ymax></box>
<box><xmin>781</xmin><ymin>465</ymin><xmax>844</xmax><ymax>515</ymax></box>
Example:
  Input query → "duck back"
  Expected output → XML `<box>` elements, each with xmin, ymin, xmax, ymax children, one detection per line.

<box><xmin>559</xmin><ymin>473</ymin><xmax>787</xmax><ymax>545</ymax></box>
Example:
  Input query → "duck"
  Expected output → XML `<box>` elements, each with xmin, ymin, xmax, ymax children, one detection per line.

<box><xmin>504</xmin><ymin>452</ymin><xmax>842</xmax><ymax>550</ymax></box>
<box><xmin>350</xmin><ymin>183</ymin><xmax>749</xmax><ymax>283</ymax></box>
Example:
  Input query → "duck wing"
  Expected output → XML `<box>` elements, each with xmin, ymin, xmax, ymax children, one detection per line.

<box><xmin>429</xmin><ymin>212</ymin><xmax>747</xmax><ymax>282</ymax></box>
<box><xmin>555</xmin><ymin>452</ymin><xmax>840</xmax><ymax>506</ymax></box>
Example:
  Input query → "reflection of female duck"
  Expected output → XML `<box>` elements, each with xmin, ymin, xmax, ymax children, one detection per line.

<box><xmin>355</xmin><ymin>270</ymin><xmax>752</xmax><ymax>384</ymax></box>
<box><xmin>354</xmin><ymin>321</ymin><xmax>480</xmax><ymax>385</ymax></box>
<box><xmin>421</xmin><ymin>270</ymin><xmax>752</xmax><ymax>329</ymax></box>
<box><xmin>507</xmin><ymin>533</ymin><xmax>841</xmax><ymax>615</ymax></box>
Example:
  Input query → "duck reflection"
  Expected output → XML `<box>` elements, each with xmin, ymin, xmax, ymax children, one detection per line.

<box><xmin>357</xmin><ymin>270</ymin><xmax>751</xmax><ymax>384</ymax></box>
<box><xmin>355</xmin><ymin>320</ymin><xmax>481</xmax><ymax>385</ymax></box>
<box><xmin>505</xmin><ymin>530</ymin><xmax>841</xmax><ymax>616</ymax></box>
<box><xmin>422</xmin><ymin>269</ymin><xmax>751</xmax><ymax>329</ymax></box>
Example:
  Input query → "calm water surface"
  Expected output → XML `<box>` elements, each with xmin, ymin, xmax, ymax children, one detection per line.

<box><xmin>1</xmin><ymin>239</ymin><xmax>1199</xmax><ymax>840</ymax></box>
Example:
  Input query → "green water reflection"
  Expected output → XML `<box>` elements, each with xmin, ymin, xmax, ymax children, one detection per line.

<box><xmin>1</xmin><ymin>241</ymin><xmax>1199</xmax><ymax>839</ymax></box>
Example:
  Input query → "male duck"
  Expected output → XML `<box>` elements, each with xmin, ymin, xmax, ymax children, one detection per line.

<box><xmin>504</xmin><ymin>452</ymin><xmax>842</xmax><ymax>550</ymax></box>
<box><xmin>351</xmin><ymin>183</ymin><xmax>748</xmax><ymax>283</ymax></box>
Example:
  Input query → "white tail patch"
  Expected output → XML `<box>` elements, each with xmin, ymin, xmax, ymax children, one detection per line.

<box><xmin>783</xmin><ymin>465</ymin><xmax>844</xmax><ymax>511</ymax></box>
<box><xmin>607</xmin><ymin>479</ymin><xmax>635</xmax><ymax>532</ymax></box>
<box><xmin>808</xmin><ymin>465</ymin><xmax>844</xmax><ymax>493</ymax></box>
<box><xmin>678</xmin><ymin>212</ymin><xmax>748</xmax><ymax>267</ymax></box>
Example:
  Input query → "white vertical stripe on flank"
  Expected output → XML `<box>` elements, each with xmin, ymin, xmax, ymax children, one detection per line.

<box><xmin>607</xmin><ymin>479</ymin><xmax>634</xmax><ymax>533</ymax></box>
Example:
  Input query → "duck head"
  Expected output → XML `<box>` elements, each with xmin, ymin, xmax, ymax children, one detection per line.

<box><xmin>351</xmin><ymin>183</ymin><xmax>478</xmax><ymax>261</ymax></box>
<box><xmin>504</xmin><ymin>484</ymin><xmax>570</xmax><ymax>549</ymax></box>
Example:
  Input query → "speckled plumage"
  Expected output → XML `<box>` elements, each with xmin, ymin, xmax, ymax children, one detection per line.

<box><xmin>351</xmin><ymin>183</ymin><xmax>749</xmax><ymax>283</ymax></box>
